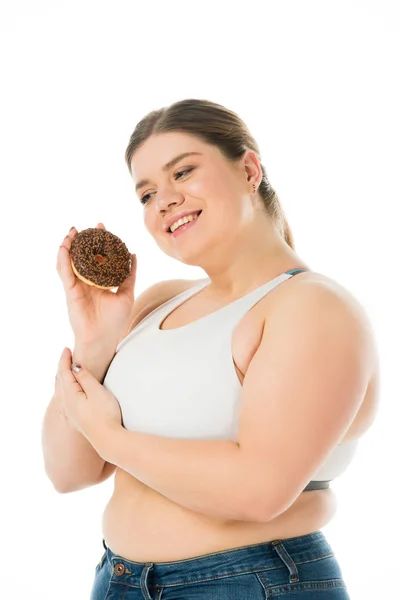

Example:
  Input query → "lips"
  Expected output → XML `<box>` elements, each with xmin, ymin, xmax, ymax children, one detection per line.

<box><xmin>167</xmin><ymin>210</ymin><xmax>202</xmax><ymax>233</ymax></box>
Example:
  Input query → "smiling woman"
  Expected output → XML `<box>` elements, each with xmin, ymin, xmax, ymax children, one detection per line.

<box><xmin>126</xmin><ymin>101</ymin><xmax>294</xmax><ymax>267</ymax></box>
<box><xmin>43</xmin><ymin>98</ymin><xmax>380</xmax><ymax>600</ymax></box>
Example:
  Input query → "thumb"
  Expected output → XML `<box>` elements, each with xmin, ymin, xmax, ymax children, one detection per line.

<box><xmin>116</xmin><ymin>253</ymin><xmax>137</xmax><ymax>300</ymax></box>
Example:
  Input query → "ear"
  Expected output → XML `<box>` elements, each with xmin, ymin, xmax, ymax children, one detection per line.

<box><xmin>242</xmin><ymin>149</ymin><xmax>263</xmax><ymax>186</ymax></box>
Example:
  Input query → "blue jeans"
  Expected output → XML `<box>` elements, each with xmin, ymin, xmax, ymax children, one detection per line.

<box><xmin>90</xmin><ymin>530</ymin><xmax>351</xmax><ymax>599</ymax></box>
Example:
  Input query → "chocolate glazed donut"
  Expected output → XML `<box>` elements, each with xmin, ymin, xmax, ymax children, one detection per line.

<box><xmin>70</xmin><ymin>228</ymin><xmax>132</xmax><ymax>289</ymax></box>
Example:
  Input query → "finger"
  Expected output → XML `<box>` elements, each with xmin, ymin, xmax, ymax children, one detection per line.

<box><xmin>57</xmin><ymin>227</ymin><xmax>77</xmax><ymax>266</ymax></box>
<box><xmin>96</xmin><ymin>223</ymin><xmax>106</xmax><ymax>229</ymax></box>
<box><xmin>57</xmin><ymin>226</ymin><xmax>77</xmax><ymax>255</ymax></box>
<box><xmin>116</xmin><ymin>253</ymin><xmax>137</xmax><ymax>300</ymax></box>
<box><xmin>58</xmin><ymin>347</ymin><xmax>86</xmax><ymax>397</ymax></box>
<box><xmin>56</xmin><ymin>227</ymin><xmax>78</xmax><ymax>292</ymax></box>
<box><xmin>68</xmin><ymin>358</ymin><xmax>103</xmax><ymax>397</ymax></box>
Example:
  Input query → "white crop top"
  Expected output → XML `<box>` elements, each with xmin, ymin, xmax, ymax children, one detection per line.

<box><xmin>103</xmin><ymin>269</ymin><xmax>358</xmax><ymax>491</ymax></box>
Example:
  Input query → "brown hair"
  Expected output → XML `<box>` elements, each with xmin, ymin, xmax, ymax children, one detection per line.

<box><xmin>125</xmin><ymin>99</ymin><xmax>295</xmax><ymax>249</ymax></box>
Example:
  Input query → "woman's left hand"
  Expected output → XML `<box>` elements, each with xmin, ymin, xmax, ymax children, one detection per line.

<box><xmin>56</xmin><ymin>347</ymin><xmax>122</xmax><ymax>446</ymax></box>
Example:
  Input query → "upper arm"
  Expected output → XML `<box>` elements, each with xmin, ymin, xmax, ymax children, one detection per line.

<box><xmin>237</xmin><ymin>284</ymin><xmax>374</xmax><ymax>521</ymax></box>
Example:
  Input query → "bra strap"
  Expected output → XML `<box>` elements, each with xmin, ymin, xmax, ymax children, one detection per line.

<box><xmin>285</xmin><ymin>268</ymin><xmax>309</xmax><ymax>276</ymax></box>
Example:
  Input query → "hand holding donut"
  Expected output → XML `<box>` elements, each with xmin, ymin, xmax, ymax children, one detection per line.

<box><xmin>56</xmin><ymin>223</ymin><xmax>137</xmax><ymax>347</ymax></box>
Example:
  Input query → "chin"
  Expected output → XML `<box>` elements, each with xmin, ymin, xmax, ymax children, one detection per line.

<box><xmin>155</xmin><ymin>246</ymin><xmax>194</xmax><ymax>266</ymax></box>
<box><xmin>169</xmin><ymin>250</ymin><xmax>201</xmax><ymax>266</ymax></box>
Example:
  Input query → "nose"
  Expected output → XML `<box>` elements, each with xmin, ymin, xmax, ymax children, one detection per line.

<box><xmin>155</xmin><ymin>188</ymin><xmax>185</xmax><ymax>214</ymax></box>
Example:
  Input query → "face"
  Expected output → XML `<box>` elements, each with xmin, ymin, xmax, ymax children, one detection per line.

<box><xmin>130</xmin><ymin>131</ymin><xmax>261</xmax><ymax>265</ymax></box>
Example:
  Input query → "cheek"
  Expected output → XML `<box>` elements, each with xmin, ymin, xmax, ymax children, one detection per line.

<box><xmin>187</xmin><ymin>169</ymin><xmax>218</xmax><ymax>195</ymax></box>
<box><xmin>203</xmin><ymin>172</ymin><xmax>236</xmax><ymax>206</ymax></box>
<box><xmin>144</xmin><ymin>209</ymin><xmax>171</xmax><ymax>251</ymax></box>
<box><xmin>185</xmin><ymin>179</ymin><xmax>205</xmax><ymax>197</ymax></box>
<box><xmin>144</xmin><ymin>209</ymin><xmax>156</xmax><ymax>232</ymax></box>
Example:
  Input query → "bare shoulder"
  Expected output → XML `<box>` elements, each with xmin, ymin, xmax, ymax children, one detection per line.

<box><xmin>267</xmin><ymin>270</ymin><xmax>380</xmax><ymax>379</ymax></box>
<box><xmin>256</xmin><ymin>272</ymin><xmax>381</xmax><ymax>441</ymax></box>
<box><xmin>124</xmin><ymin>277</ymin><xmax>207</xmax><ymax>338</ymax></box>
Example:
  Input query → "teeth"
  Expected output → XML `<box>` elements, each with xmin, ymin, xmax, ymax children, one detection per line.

<box><xmin>170</xmin><ymin>212</ymin><xmax>200</xmax><ymax>233</ymax></box>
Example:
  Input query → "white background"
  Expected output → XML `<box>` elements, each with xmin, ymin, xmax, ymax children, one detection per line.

<box><xmin>1</xmin><ymin>1</ymin><xmax>399</xmax><ymax>598</ymax></box>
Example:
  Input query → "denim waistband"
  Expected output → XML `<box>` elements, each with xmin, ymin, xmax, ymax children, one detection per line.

<box><xmin>100</xmin><ymin>530</ymin><xmax>334</xmax><ymax>586</ymax></box>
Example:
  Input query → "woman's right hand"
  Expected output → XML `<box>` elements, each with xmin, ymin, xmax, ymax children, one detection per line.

<box><xmin>56</xmin><ymin>223</ymin><xmax>138</xmax><ymax>347</ymax></box>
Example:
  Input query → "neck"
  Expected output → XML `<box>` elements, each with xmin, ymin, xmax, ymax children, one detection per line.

<box><xmin>198</xmin><ymin>220</ymin><xmax>308</xmax><ymax>299</ymax></box>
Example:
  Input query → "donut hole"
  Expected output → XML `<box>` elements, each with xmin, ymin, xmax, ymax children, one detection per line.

<box><xmin>94</xmin><ymin>254</ymin><xmax>107</xmax><ymax>265</ymax></box>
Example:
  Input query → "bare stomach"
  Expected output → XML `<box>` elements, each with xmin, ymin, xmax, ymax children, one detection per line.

<box><xmin>102</xmin><ymin>469</ymin><xmax>337</xmax><ymax>563</ymax></box>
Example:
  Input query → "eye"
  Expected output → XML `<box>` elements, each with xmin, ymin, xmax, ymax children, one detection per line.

<box><xmin>140</xmin><ymin>167</ymin><xmax>195</xmax><ymax>204</ymax></box>
<box><xmin>174</xmin><ymin>167</ymin><xmax>195</xmax><ymax>180</ymax></box>
<box><xmin>140</xmin><ymin>193</ymin><xmax>153</xmax><ymax>205</ymax></box>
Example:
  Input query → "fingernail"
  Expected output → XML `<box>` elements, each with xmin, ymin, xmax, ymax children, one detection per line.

<box><xmin>71</xmin><ymin>362</ymin><xmax>82</xmax><ymax>373</ymax></box>
<box><xmin>69</xmin><ymin>226</ymin><xmax>75</xmax><ymax>233</ymax></box>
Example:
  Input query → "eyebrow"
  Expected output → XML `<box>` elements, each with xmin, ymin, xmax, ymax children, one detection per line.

<box><xmin>135</xmin><ymin>152</ymin><xmax>203</xmax><ymax>193</ymax></box>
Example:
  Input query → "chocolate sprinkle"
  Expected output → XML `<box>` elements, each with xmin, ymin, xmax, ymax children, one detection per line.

<box><xmin>70</xmin><ymin>228</ymin><xmax>131</xmax><ymax>288</ymax></box>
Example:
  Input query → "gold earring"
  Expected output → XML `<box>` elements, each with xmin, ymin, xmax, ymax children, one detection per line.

<box><xmin>253</xmin><ymin>183</ymin><xmax>256</xmax><ymax>194</ymax></box>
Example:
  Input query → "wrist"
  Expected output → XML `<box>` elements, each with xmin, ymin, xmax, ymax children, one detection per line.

<box><xmin>72</xmin><ymin>342</ymin><xmax>117</xmax><ymax>382</ymax></box>
<box><xmin>90</xmin><ymin>422</ymin><xmax>124</xmax><ymax>462</ymax></box>
<box><xmin>73</xmin><ymin>339</ymin><xmax>117</xmax><ymax>358</ymax></box>
<box><xmin>74</xmin><ymin>334</ymin><xmax>118</xmax><ymax>350</ymax></box>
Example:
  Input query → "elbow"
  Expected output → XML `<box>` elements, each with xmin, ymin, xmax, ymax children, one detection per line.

<box><xmin>53</xmin><ymin>483</ymin><xmax>74</xmax><ymax>494</ymax></box>
<box><xmin>249</xmin><ymin>490</ymin><xmax>296</xmax><ymax>524</ymax></box>
<box><xmin>243</xmin><ymin>500</ymin><xmax>273</xmax><ymax>523</ymax></box>
<box><xmin>44</xmin><ymin>462</ymin><xmax>112</xmax><ymax>494</ymax></box>
<box><xmin>232</xmin><ymin>488</ymin><xmax>275</xmax><ymax>523</ymax></box>
<box><xmin>45</xmin><ymin>469</ymin><xmax>79</xmax><ymax>494</ymax></box>
<box><xmin>50</xmin><ymin>477</ymin><xmax>93</xmax><ymax>494</ymax></box>
<box><xmin>229</xmin><ymin>501</ymin><xmax>271</xmax><ymax>523</ymax></box>
<box><xmin>51</xmin><ymin>479</ymin><xmax>81</xmax><ymax>494</ymax></box>
<box><xmin>235</xmin><ymin>476</ymin><xmax>282</xmax><ymax>523</ymax></box>
<box><xmin>236</xmin><ymin>463</ymin><xmax>288</xmax><ymax>523</ymax></box>
<box><xmin>234</xmin><ymin>467</ymin><xmax>276</xmax><ymax>523</ymax></box>
<box><xmin>43</xmin><ymin>464</ymin><xmax>88</xmax><ymax>494</ymax></box>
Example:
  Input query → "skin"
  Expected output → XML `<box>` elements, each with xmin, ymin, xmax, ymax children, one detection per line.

<box><xmin>132</xmin><ymin>131</ymin><xmax>308</xmax><ymax>296</ymax></box>
<box><xmin>57</xmin><ymin>131</ymin><xmax>311</xmax><ymax>506</ymax></box>
<box><xmin>55</xmin><ymin>130</ymin><xmax>378</xmax><ymax>562</ymax></box>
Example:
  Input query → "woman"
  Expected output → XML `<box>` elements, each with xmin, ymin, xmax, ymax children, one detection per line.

<box><xmin>43</xmin><ymin>99</ymin><xmax>380</xmax><ymax>599</ymax></box>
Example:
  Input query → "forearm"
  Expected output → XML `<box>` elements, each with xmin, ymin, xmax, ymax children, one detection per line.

<box><xmin>42</xmin><ymin>397</ymin><xmax>108</xmax><ymax>492</ymax></box>
<box><xmin>95</xmin><ymin>427</ymin><xmax>264</xmax><ymax>521</ymax></box>
<box><xmin>41</xmin><ymin>343</ymin><xmax>117</xmax><ymax>492</ymax></box>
